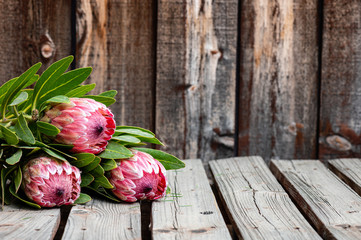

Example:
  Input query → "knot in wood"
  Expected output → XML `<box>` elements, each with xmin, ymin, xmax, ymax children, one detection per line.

<box><xmin>40</xmin><ymin>33</ymin><xmax>55</xmax><ymax>59</ymax></box>
<box><xmin>326</xmin><ymin>135</ymin><xmax>352</xmax><ymax>151</ymax></box>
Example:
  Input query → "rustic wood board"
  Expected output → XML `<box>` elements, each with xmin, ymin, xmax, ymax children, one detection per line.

<box><xmin>0</xmin><ymin>205</ymin><xmax>61</xmax><ymax>240</ymax></box>
<box><xmin>156</xmin><ymin>0</ymin><xmax>238</xmax><ymax>163</ymax></box>
<box><xmin>271</xmin><ymin>159</ymin><xmax>361</xmax><ymax>239</ymax></box>
<box><xmin>62</xmin><ymin>198</ymin><xmax>141</xmax><ymax>240</ymax></box>
<box><xmin>237</xmin><ymin>0</ymin><xmax>319</xmax><ymax>161</ymax></box>
<box><xmin>0</xmin><ymin>0</ymin><xmax>72</xmax><ymax>83</ymax></box>
<box><xmin>210</xmin><ymin>156</ymin><xmax>320</xmax><ymax>240</ymax></box>
<box><xmin>319</xmin><ymin>0</ymin><xmax>361</xmax><ymax>159</ymax></box>
<box><xmin>76</xmin><ymin>0</ymin><xmax>156</xmax><ymax>130</ymax></box>
<box><xmin>329</xmin><ymin>158</ymin><xmax>361</xmax><ymax>196</ymax></box>
<box><xmin>151</xmin><ymin>159</ymin><xmax>231</xmax><ymax>239</ymax></box>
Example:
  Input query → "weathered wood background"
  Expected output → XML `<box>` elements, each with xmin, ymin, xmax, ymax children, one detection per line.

<box><xmin>0</xmin><ymin>0</ymin><xmax>359</xmax><ymax>165</ymax></box>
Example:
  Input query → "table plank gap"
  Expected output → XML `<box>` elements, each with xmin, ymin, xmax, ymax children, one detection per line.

<box><xmin>329</xmin><ymin>158</ymin><xmax>361</xmax><ymax>196</ymax></box>
<box><xmin>270</xmin><ymin>159</ymin><xmax>361</xmax><ymax>239</ymax></box>
<box><xmin>0</xmin><ymin>205</ymin><xmax>61</xmax><ymax>240</ymax></box>
<box><xmin>62</xmin><ymin>198</ymin><xmax>141</xmax><ymax>240</ymax></box>
<box><xmin>210</xmin><ymin>156</ymin><xmax>321</xmax><ymax>240</ymax></box>
<box><xmin>151</xmin><ymin>159</ymin><xmax>231</xmax><ymax>239</ymax></box>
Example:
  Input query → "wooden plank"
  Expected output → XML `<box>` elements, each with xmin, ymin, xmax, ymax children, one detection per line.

<box><xmin>210</xmin><ymin>156</ymin><xmax>320</xmax><ymax>240</ymax></box>
<box><xmin>319</xmin><ymin>0</ymin><xmax>361</xmax><ymax>159</ymax></box>
<box><xmin>151</xmin><ymin>159</ymin><xmax>231</xmax><ymax>239</ymax></box>
<box><xmin>0</xmin><ymin>0</ymin><xmax>72</xmax><ymax>84</ymax></box>
<box><xmin>271</xmin><ymin>159</ymin><xmax>361</xmax><ymax>239</ymax></box>
<box><xmin>237</xmin><ymin>0</ymin><xmax>319</xmax><ymax>162</ymax></box>
<box><xmin>329</xmin><ymin>158</ymin><xmax>361</xmax><ymax>196</ymax></box>
<box><xmin>0</xmin><ymin>205</ymin><xmax>61</xmax><ymax>240</ymax></box>
<box><xmin>76</xmin><ymin>0</ymin><xmax>156</xmax><ymax>130</ymax></box>
<box><xmin>156</xmin><ymin>0</ymin><xmax>238</xmax><ymax>163</ymax></box>
<box><xmin>62</xmin><ymin>198</ymin><xmax>141</xmax><ymax>239</ymax></box>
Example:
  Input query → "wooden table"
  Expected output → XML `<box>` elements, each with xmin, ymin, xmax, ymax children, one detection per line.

<box><xmin>2</xmin><ymin>157</ymin><xmax>361</xmax><ymax>240</ymax></box>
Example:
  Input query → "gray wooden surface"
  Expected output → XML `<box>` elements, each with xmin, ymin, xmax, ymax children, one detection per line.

<box><xmin>0</xmin><ymin>205</ymin><xmax>61</xmax><ymax>240</ymax></box>
<box><xmin>151</xmin><ymin>159</ymin><xmax>231</xmax><ymax>240</ymax></box>
<box><xmin>210</xmin><ymin>156</ymin><xmax>320</xmax><ymax>240</ymax></box>
<box><xmin>62</xmin><ymin>198</ymin><xmax>141</xmax><ymax>240</ymax></box>
<box><xmin>156</xmin><ymin>0</ymin><xmax>237</xmax><ymax>163</ymax></box>
<box><xmin>329</xmin><ymin>158</ymin><xmax>361</xmax><ymax>196</ymax></box>
<box><xmin>319</xmin><ymin>0</ymin><xmax>361</xmax><ymax>159</ymax></box>
<box><xmin>237</xmin><ymin>0</ymin><xmax>319</xmax><ymax>162</ymax></box>
<box><xmin>271</xmin><ymin>159</ymin><xmax>361</xmax><ymax>239</ymax></box>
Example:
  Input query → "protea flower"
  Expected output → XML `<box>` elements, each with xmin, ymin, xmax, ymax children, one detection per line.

<box><xmin>41</xmin><ymin>98</ymin><xmax>116</xmax><ymax>154</ymax></box>
<box><xmin>108</xmin><ymin>149</ymin><xmax>167</xmax><ymax>202</ymax></box>
<box><xmin>22</xmin><ymin>156</ymin><xmax>81</xmax><ymax>207</ymax></box>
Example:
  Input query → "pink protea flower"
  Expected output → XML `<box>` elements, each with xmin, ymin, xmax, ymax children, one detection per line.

<box><xmin>41</xmin><ymin>98</ymin><xmax>116</xmax><ymax>154</ymax></box>
<box><xmin>108</xmin><ymin>149</ymin><xmax>167</xmax><ymax>202</ymax></box>
<box><xmin>22</xmin><ymin>156</ymin><xmax>81</xmax><ymax>207</ymax></box>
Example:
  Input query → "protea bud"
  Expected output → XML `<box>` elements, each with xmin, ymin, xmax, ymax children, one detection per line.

<box><xmin>108</xmin><ymin>149</ymin><xmax>167</xmax><ymax>202</ymax></box>
<box><xmin>22</xmin><ymin>156</ymin><xmax>81</xmax><ymax>207</ymax></box>
<box><xmin>41</xmin><ymin>98</ymin><xmax>116</xmax><ymax>154</ymax></box>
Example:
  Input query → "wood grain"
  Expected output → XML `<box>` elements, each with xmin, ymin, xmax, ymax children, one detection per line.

<box><xmin>156</xmin><ymin>0</ymin><xmax>238</xmax><ymax>164</ymax></box>
<box><xmin>271</xmin><ymin>159</ymin><xmax>361</xmax><ymax>239</ymax></box>
<box><xmin>0</xmin><ymin>0</ymin><xmax>72</xmax><ymax>84</ymax></box>
<box><xmin>76</xmin><ymin>0</ymin><xmax>156</xmax><ymax>130</ymax></box>
<box><xmin>237</xmin><ymin>0</ymin><xmax>319</xmax><ymax>162</ymax></box>
<box><xmin>151</xmin><ymin>159</ymin><xmax>231</xmax><ymax>239</ymax></box>
<box><xmin>210</xmin><ymin>156</ymin><xmax>320</xmax><ymax>240</ymax></box>
<box><xmin>319</xmin><ymin>0</ymin><xmax>361</xmax><ymax>159</ymax></box>
<box><xmin>62</xmin><ymin>198</ymin><xmax>141</xmax><ymax>240</ymax></box>
<box><xmin>0</xmin><ymin>205</ymin><xmax>61</xmax><ymax>240</ymax></box>
<box><xmin>329</xmin><ymin>158</ymin><xmax>361</xmax><ymax>196</ymax></box>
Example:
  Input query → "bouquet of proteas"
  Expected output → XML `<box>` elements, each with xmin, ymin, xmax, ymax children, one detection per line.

<box><xmin>0</xmin><ymin>56</ymin><xmax>184</xmax><ymax>208</ymax></box>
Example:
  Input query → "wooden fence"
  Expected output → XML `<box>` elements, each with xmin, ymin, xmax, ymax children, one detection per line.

<box><xmin>0</xmin><ymin>0</ymin><xmax>359</xmax><ymax>166</ymax></box>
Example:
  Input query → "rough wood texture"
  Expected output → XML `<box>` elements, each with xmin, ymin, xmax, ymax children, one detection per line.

<box><xmin>0</xmin><ymin>0</ymin><xmax>72</xmax><ymax>83</ymax></box>
<box><xmin>210</xmin><ymin>156</ymin><xmax>320</xmax><ymax>240</ymax></box>
<box><xmin>237</xmin><ymin>0</ymin><xmax>319</xmax><ymax>162</ymax></box>
<box><xmin>76</xmin><ymin>0</ymin><xmax>156</xmax><ymax>129</ymax></box>
<box><xmin>329</xmin><ymin>158</ymin><xmax>361</xmax><ymax>196</ymax></box>
<box><xmin>319</xmin><ymin>0</ymin><xmax>361</xmax><ymax>159</ymax></box>
<box><xmin>62</xmin><ymin>198</ymin><xmax>141</xmax><ymax>239</ymax></box>
<box><xmin>0</xmin><ymin>205</ymin><xmax>61</xmax><ymax>240</ymax></box>
<box><xmin>151</xmin><ymin>159</ymin><xmax>231</xmax><ymax>239</ymax></box>
<box><xmin>271</xmin><ymin>159</ymin><xmax>361</xmax><ymax>239</ymax></box>
<box><xmin>156</xmin><ymin>0</ymin><xmax>238</xmax><ymax>163</ymax></box>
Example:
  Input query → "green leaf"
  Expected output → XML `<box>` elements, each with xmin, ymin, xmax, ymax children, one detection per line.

<box><xmin>45</xmin><ymin>95</ymin><xmax>70</xmax><ymax>104</ymax></box>
<box><xmin>72</xmin><ymin>153</ymin><xmax>95</xmax><ymax>168</ymax></box>
<box><xmin>93</xmin><ymin>175</ymin><xmax>113</xmax><ymax>189</ymax></box>
<box><xmin>9</xmin><ymin>91</ymin><xmax>28</xmax><ymax>106</ymax></box>
<box><xmin>101</xmin><ymin>159</ymin><xmax>117</xmax><ymax>171</ymax></box>
<box><xmin>14</xmin><ymin>166</ymin><xmax>22</xmax><ymax>193</ymax></box>
<box><xmin>98</xmin><ymin>141</ymin><xmax>133</xmax><ymax>159</ymax></box>
<box><xmin>5</xmin><ymin>149</ymin><xmax>22</xmax><ymax>165</ymax></box>
<box><xmin>48</xmin><ymin>143</ymin><xmax>73</xmax><ymax>150</ymax></box>
<box><xmin>111</xmin><ymin>135</ymin><xmax>141</xmax><ymax>144</ymax></box>
<box><xmin>36</xmin><ymin>121</ymin><xmax>60</xmax><ymax>136</ymax></box>
<box><xmin>0</xmin><ymin>75</ymin><xmax>37</xmax><ymax>106</ymax></box>
<box><xmin>90</xmin><ymin>165</ymin><xmax>104</xmax><ymax>177</ymax></box>
<box><xmin>74</xmin><ymin>193</ymin><xmax>92</xmax><ymax>204</ymax></box>
<box><xmin>81</xmin><ymin>95</ymin><xmax>115</xmax><ymax>107</ymax></box>
<box><xmin>35</xmin><ymin>141</ymin><xmax>76</xmax><ymax>160</ymax></box>
<box><xmin>32</xmin><ymin>56</ymin><xmax>73</xmax><ymax>109</ymax></box>
<box><xmin>17</xmin><ymin>89</ymin><xmax>34</xmax><ymax>113</ymax></box>
<box><xmin>14</xmin><ymin>113</ymin><xmax>35</xmax><ymax>144</ymax></box>
<box><xmin>36</xmin><ymin>67</ymin><xmax>92</xmax><ymax>107</ymax></box>
<box><xmin>1</xmin><ymin>62</ymin><xmax>41</xmax><ymax>119</ymax></box>
<box><xmin>85</xmin><ymin>186</ymin><xmax>120</xmax><ymax>202</ymax></box>
<box><xmin>1</xmin><ymin>166</ymin><xmax>17</xmax><ymax>207</ymax></box>
<box><xmin>80</xmin><ymin>173</ymin><xmax>94</xmax><ymax>187</ymax></box>
<box><xmin>42</xmin><ymin>148</ymin><xmax>67</xmax><ymax>161</ymax></box>
<box><xmin>82</xmin><ymin>156</ymin><xmax>101</xmax><ymax>173</ymax></box>
<box><xmin>9</xmin><ymin>185</ymin><xmax>41</xmax><ymax>209</ymax></box>
<box><xmin>137</xmin><ymin>136</ymin><xmax>164</xmax><ymax>145</ymax></box>
<box><xmin>66</xmin><ymin>84</ymin><xmax>96</xmax><ymax>98</ymax></box>
<box><xmin>115</xmin><ymin>126</ymin><xmax>155</xmax><ymax>138</ymax></box>
<box><xmin>134</xmin><ymin>148</ymin><xmax>185</xmax><ymax>170</ymax></box>
<box><xmin>0</xmin><ymin>125</ymin><xmax>19</xmax><ymax>145</ymax></box>
<box><xmin>99</xmin><ymin>90</ymin><xmax>117</xmax><ymax>98</ymax></box>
